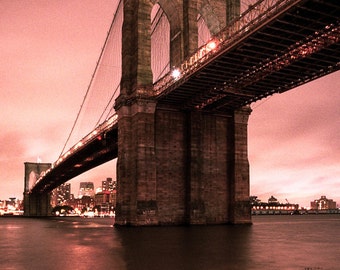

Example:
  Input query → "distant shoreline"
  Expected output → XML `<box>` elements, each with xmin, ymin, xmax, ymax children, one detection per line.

<box><xmin>252</xmin><ymin>209</ymin><xmax>340</xmax><ymax>215</ymax></box>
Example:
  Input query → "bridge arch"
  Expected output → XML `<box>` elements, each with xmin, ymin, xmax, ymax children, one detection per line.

<box><xmin>120</xmin><ymin>0</ymin><xmax>236</xmax><ymax>90</ymax></box>
<box><xmin>120</xmin><ymin>0</ymin><xmax>182</xmax><ymax>94</ymax></box>
<box><xmin>155</xmin><ymin>0</ymin><xmax>184</xmax><ymax>67</ymax></box>
<box><xmin>154</xmin><ymin>0</ymin><xmax>237</xmax><ymax>63</ymax></box>
<box><xmin>151</xmin><ymin>4</ymin><xmax>170</xmax><ymax>82</ymax></box>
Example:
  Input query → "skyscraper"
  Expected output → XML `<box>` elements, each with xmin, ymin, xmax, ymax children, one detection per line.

<box><xmin>102</xmin><ymin>177</ymin><xmax>116</xmax><ymax>192</ymax></box>
<box><xmin>78</xmin><ymin>182</ymin><xmax>95</xmax><ymax>198</ymax></box>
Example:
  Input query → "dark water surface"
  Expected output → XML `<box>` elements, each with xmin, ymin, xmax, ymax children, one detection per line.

<box><xmin>1</xmin><ymin>215</ymin><xmax>339</xmax><ymax>270</ymax></box>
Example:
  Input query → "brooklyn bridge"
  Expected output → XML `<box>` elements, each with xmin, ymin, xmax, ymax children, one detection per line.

<box><xmin>24</xmin><ymin>0</ymin><xmax>340</xmax><ymax>226</ymax></box>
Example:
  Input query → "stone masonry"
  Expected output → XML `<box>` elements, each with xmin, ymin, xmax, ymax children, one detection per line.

<box><xmin>114</xmin><ymin>0</ymin><xmax>251</xmax><ymax>226</ymax></box>
<box><xmin>23</xmin><ymin>162</ymin><xmax>52</xmax><ymax>216</ymax></box>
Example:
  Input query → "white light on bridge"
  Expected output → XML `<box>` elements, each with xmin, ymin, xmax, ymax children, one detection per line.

<box><xmin>75</xmin><ymin>141</ymin><xmax>83</xmax><ymax>150</ymax></box>
<box><xmin>206</xmin><ymin>39</ymin><xmax>218</xmax><ymax>51</ymax></box>
<box><xmin>171</xmin><ymin>68</ymin><xmax>181</xmax><ymax>80</ymax></box>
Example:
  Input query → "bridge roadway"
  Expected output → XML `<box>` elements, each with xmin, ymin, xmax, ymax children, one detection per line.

<box><xmin>31</xmin><ymin>118</ymin><xmax>118</xmax><ymax>193</ymax></box>
<box><xmin>155</xmin><ymin>0</ymin><xmax>340</xmax><ymax>111</ymax></box>
<box><xmin>30</xmin><ymin>0</ymin><xmax>340</xmax><ymax>195</ymax></box>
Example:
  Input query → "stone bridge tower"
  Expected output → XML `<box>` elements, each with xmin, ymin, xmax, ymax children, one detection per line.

<box><xmin>115</xmin><ymin>0</ymin><xmax>251</xmax><ymax>226</ymax></box>
<box><xmin>23</xmin><ymin>162</ymin><xmax>52</xmax><ymax>216</ymax></box>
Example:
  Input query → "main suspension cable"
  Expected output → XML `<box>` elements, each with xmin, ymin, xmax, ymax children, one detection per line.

<box><xmin>58</xmin><ymin>0</ymin><xmax>123</xmax><ymax>158</ymax></box>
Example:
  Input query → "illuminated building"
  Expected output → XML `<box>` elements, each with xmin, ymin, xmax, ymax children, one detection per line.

<box><xmin>78</xmin><ymin>182</ymin><xmax>95</xmax><ymax>198</ymax></box>
<box><xmin>310</xmin><ymin>196</ymin><xmax>336</xmax><ymax>210</ymax></box>
<box><xmin>94</xmin><ymin>190</ymin><xmax>116</xmax><ymax>214</ymax></box>
<box><xmin>93</xmin><ymin>177</ymin><xmax>117</xmax><ymax>215</ymax></box>
<box><xmin>102</xmin><ymin>177</ymin><xmax>116</xmax><ymax>192</ymax></box>
<box><xmin>251</xmin><ymin>196</ymin><xmax>299</xmax><ymax>215</ymax></box>
<box><xmin>268</xmin><ymin>195</ymin><xmax>279</xmax><ymax>205</ymax></box>
<box><xmin>51</xmin><ymin>183</ymin><xmax>71</xmax><ymax>206</ymax></box>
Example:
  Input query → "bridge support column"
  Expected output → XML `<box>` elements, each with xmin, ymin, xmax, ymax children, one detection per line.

<box><xmin>23</xmin><ymin>162</ymin><xmax>52</xmax><ymax>217</ymax></box>
<box><xmin>115</xmin><ymin>99</ymin><xmax>158</xmax><ymax>226</ymax></box>
<box><xmin>23</xmin><ymin>192</ymin><xmax>52</xmax><ymax>217</ymax></box>
<box><xmin>186</xmin><ymin>110</ymin><xmax>232</xmax><ymax>224</ymax></box>
<box><xmin>228</xmin><ymin>107</ymin><xmax>252</xmax><ymax>224</ymax></box>
<box><xmin>115</xmin><ymin>101</ymin><xmax>251</xmax><ymax>226</ymax></box>
<box><xmin>185</xmin><ymin>107</ymin><xmax>251</xmax><ymax>225</ymax></box>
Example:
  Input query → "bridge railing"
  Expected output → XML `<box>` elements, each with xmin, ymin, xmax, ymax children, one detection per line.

<box><xmin>33</xmin><ymin>113</ymin><xmax>118</xmax><ymax>186</ymax></box>
<box><xmin>153</xmin><ymin>0</ymin><xmax>301</xmax><ymax>95</ymax></box>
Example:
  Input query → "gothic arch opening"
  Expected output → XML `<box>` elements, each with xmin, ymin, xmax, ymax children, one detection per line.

<box><xmin>151</xmin><ymin>4</ymin><xmax>170</xmax><ymax>83</ymax></box>
<box><xmin>29</xmin><ymin>171</ymin><xmax>38</xmax><ymax>190</ymax></box>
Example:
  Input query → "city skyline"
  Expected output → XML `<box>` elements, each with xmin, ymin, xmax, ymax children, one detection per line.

<box><xmin>1</xmin><ymin>1</ymin><xmax>339</xmax><ymax>208</ymax></box>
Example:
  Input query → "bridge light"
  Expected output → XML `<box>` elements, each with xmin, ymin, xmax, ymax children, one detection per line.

<box><xmin>206</xmin><ymin>39</ymin><xmax>218</xmax><ymax>51</ymax></box>
<box><xmin>75</xmin><ymin>141</ymin><xmax>83</xmax><ymax>149</ymax></box>
<box><xmin>171</xmin><ymin>68</ymin><xmax>181</xmax><ymax>80</ymax></box>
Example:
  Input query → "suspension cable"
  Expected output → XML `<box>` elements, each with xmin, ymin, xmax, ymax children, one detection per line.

<box><xmin>95</xmin><ymin>82</ymin><xmax>120</xmax><ymax>127</ymax></box>
<box><xmin>154</xmin><ymin>61</ymin><xmax>170</xmax><ymax>82</ymax></box>
<box><xmin>58</xmin><ymin>0</ymin><xmax>123</xmax><ymax>158</ymax></box>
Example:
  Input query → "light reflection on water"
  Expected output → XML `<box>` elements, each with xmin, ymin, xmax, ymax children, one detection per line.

<box><xmin>0</xmin><ymin>215</ymin><xmax>339</xmax><ymax>270</ymax></box>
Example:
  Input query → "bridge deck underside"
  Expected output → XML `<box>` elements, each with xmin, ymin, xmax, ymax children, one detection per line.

<box><xmin>31</xmin><ymin>125</ymin><xmax>118</xmax><ymax>194</ymax></box>
<box><xmin>157</xmin><ymin>0</ymin><xmax>340</xmax><ymax>112</ymax></box>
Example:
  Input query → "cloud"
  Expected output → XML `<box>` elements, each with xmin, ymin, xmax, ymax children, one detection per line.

<box><xmin>0</xmin><ymin>131</ymin><xmax>27</xmax><ymax>198</ymax></box>
<box><xmin>249</xmin><ymin>71</ymin><xmax>340</xmax><ymax>206</ymax></box>
<box><xmin>0</xmin><ymin>131</ymin><xmax>26</xmax><ymax>162</ymax></box>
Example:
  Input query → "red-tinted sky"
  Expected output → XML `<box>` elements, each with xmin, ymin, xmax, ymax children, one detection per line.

<box><xmin>1</xmin><ymin>1</ymin><xmax>339</xmax><ymax>207</ymax></box>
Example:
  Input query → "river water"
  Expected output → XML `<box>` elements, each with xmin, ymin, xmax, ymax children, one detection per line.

<box><xmin>0</xmin><ymin>215</ymin><xmax>339</xmax><ymax>270</ymax></box>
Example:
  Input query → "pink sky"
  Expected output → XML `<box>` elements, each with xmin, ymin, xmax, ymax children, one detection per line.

<box><xmin>1</xmin><ymin>1</ymin><xmax>339</xmax><ymax>208</ymax></box>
